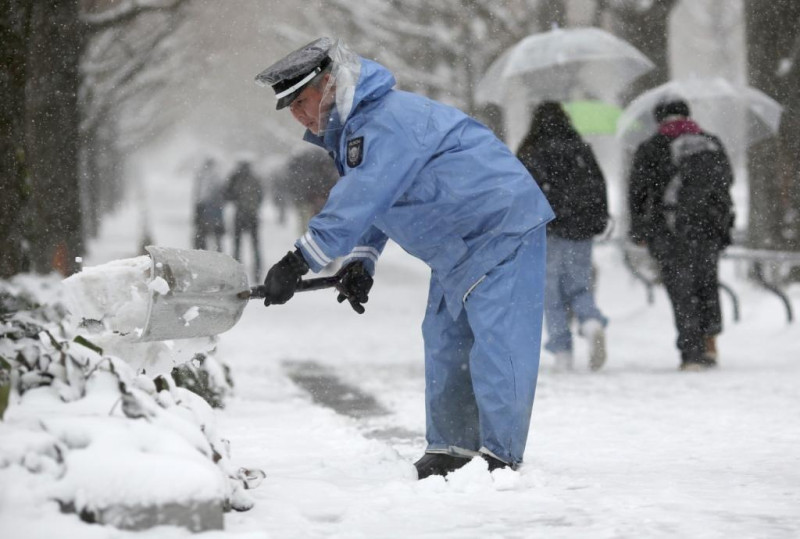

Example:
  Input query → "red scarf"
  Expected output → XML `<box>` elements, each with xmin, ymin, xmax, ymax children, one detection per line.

<box><xmin>658</xmin><ymin>118</ymin><xmax>702</xmax><ymax>138</ymax></box>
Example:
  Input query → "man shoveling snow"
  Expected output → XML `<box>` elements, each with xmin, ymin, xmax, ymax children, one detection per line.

<box><xmin>254</xmin><ymin>37</ymin><xmax>554</xmax><ymax>478</ymax></box>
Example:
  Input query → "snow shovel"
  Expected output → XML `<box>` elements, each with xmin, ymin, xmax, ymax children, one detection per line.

<box><xmin>139</xmin><ymin>246</ymin><xmax>339</xmax><ymax>342</ymax></box>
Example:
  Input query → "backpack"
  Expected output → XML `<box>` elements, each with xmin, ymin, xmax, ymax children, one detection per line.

<box><xmin>519</xmin><ymin>135</ymin><xmax>609</xmax><ymax>240</ymax></box>
<box><xmin>571</xmin><ymin>145</ymin><xmax>609</xmax><ymax>238</ymax></box>
<box><xmin>538</xmin><ymin>140</ymin><xmax>609</xmax><ymax>241</ymax></box>
<box><xmin>663</xmin><ymin>133</ymin><xmax>734</xmax><ymax>246</ymax></box>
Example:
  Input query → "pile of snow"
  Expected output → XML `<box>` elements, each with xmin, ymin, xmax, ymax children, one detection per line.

<box><xmin>0</xmin><ymin>274</ymin><xmax>261</xmax><ymax>533</ymax></box>
<box><xmin>61</xmin><ymin>255</ymin><xmax>218</xmax><ymax>376</ymax></box>
<box><xmin>62</xmin><ymin>255</ymin><xmax>154</xmax><ymax>338</ymax></box>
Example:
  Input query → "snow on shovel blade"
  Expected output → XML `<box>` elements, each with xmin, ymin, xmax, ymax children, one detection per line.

<box><xmin>140</xmin><ymin>246</ymin><xmax>250</xmax><ymax>342</ymax></box>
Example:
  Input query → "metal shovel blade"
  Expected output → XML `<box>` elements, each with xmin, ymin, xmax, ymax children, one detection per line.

<box><xmin>140</xmin><ymin>246</ymin><xmax>249</xmax><ymax>342</ymax></box>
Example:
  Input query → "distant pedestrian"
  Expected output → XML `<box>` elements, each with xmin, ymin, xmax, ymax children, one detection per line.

<box><xmin>517</xmin><ymin>102</ymin><xmax>609</xmax><ymax>371</ymax></box>
<box><xmin>628</xmin><ymin>98</ymin><xmax>734</xmax><ymax>371</ymax></box>
<box><xmin>192</xmin><ymin>158</ymin><xmax>226</xmax><ymax>252</ymax></box>
<box><xmin>226</xmin><ymin>161</ymin><xmax>264</xmax><ymax>279</ymax></box>
<box><xmin>271</xmin><ymin>148</ymin><xmax>339</xmax><ymax>233</ymax></box>
<box><xmin>292</xmin><ymin>149</ymin><xmax>338</xmax><ymax>233</ymax></box>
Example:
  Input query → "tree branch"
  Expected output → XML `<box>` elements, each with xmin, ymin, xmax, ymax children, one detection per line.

<box><xmin>80</xmin><ymin>0</ymin><xmax>190</xmax><ymax>32</ymax></box>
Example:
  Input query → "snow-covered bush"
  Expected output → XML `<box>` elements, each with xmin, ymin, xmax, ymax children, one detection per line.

<box><xmin>0</xmin><ymin>275</ymin><xmax>262</xmax><ymax>532</ymax></box>
<box><xmin>171</xmin><ymin>348</ymin><xmax>234</xmax><ymax>409</ymax></box>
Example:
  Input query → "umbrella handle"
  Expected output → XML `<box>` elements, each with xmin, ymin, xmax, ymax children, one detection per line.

<box><xmin>242</xmin><ymin>276</ymin><xmax>341</xmax><ymax>300</ymax></box>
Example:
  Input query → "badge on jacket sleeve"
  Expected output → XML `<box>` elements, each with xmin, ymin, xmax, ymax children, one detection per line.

<box><xmin>346</xmin><ymin>137</ymin><xmax>364</xmax><ymax>168</ymax></box>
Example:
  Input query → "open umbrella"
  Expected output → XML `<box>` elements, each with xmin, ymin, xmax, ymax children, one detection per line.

<box><xmin>617</xmin><ymin>78</ymin><xmax>783</xmax><ymax>150</ymax></box>
<box><xmin>563</xmin><ymin>100</ymin><xmax>624</xmax><ymax>135</ymax></box>
<box><xmin>474</xmin><ymin>27</ymin><xmax>654</xmax><ymax>105</ymax></box>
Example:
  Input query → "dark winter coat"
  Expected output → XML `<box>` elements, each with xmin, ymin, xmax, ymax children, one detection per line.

<box><xmin>628</xmin><ymin>119</ymin><xmax>734</xmax><ymax>248</ymax></box>
<box><xmin>226</xmin><ymin>165</ymin><xmax>264</xmax><ymax>218</ymax></box>
<box><xmin>517</xmin><ymin>136</ymin><xmax>608</xmax><ymax>241</ymax></box>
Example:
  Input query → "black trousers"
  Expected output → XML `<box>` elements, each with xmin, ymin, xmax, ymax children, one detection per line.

<box><xmin>649</xmin><ymin>237</ymin><xmax>722</xmax><ymax>362</ymax></box>
<box><xmin>233</xmin><ymin>212</ymin><xmax>262</xmax><ymax>280</ymax></box>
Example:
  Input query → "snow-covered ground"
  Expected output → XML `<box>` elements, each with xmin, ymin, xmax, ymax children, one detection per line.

<box><xmin>3</xmin><ymin>147</ymin><xmax>799</xmax><ymax>538</ymax></box>
<box><xmin>217</xmin><ymin>230</ymin><xmax>800</xmax><ymax>539</ymax></box>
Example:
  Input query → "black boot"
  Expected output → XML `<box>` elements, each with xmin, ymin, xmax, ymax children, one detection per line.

<box><xmin>414</xmin><ymin>453</ymin><xmax>471</xmax><ymax>480</ymax></box>
<box><xmin>680</xmin><ymin>352</ymin><xmax>717</xmax><ymax>371</ymax></box>
<box><xmin>481</xmin><ymin>453</ymin><xmax>510</xmax><ymax>472</ymax></box>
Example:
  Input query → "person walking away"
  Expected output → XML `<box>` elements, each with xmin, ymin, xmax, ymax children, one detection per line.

<box><xmin>226</xmin><ymin>161</ymin><xmax>264</xmax><ymax>279</ymax></box>
<box><xmin>517</xmin><ymin>102</ymin><xmax>610</xmax><ymax>372</ymax></box>
<box><xmin>628</xmin><ymin>98</ymin><xmax>734</xmax><ymax>371</ymax></box>
<box><xmin>192</xmin><ymin>158</ymin><xmax>226</xmax><ymax>251</ymax></box>
<box><xmin>284</xmin><ymin>148</ymin><xmax>339</xmax><ymax>234</ymax></box>
<box><xmin>254</xmin><ymin>37</ymin><xmax>554</xmax><ymax>478</ymax></box>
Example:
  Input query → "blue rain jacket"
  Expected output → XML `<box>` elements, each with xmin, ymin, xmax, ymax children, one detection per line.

<box><xmin>297</xmin><ymin>58</ymin><xmax>554</xmax><ymax>319</ymax></box>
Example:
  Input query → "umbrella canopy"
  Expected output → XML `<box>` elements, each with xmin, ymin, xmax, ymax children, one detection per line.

<box><xmin>475</xmin><ymin>27</ymin><xmax>654</xmax><ymax>105</ymax></box>
<box><xmin>617</xmin><ymin>78</ymin><xmax>783</xmax><ymax>150</ymax></box>
<box><xmin>563</xmin><ymin>100</ymin><xmax>624</xmax><ymax>135</ymax></box>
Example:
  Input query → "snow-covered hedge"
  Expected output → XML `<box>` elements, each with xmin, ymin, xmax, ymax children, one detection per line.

<box><xmin>171</xmin><ymin>349</ymin><xmax>234</xmax><ymax>410</ymax></box>
<box><xmin>0</xmin><ymin>274</ymin><xmax>262</xmax><ymax>532</ymax></box>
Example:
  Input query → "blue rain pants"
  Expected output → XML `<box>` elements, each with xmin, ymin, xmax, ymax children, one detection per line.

<box><xmin>421</xmin><ymin>227</ymin><xmax>547</xmax><ymax>466</ymax></box>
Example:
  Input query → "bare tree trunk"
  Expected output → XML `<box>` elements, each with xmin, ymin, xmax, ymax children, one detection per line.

<box><xmin>24</xmin><ymin>0</ymin><xmax>84</xmax><ymax>275</ymax></box>
<box><xmin>0</xmin><ymin>0</ymin><xmax>32</xmax><ymax>277</ymax></box>
<box><xmin>535</xmin><ymin>0</ymin><xmax>566</xmax><ymax>31</ymax></box>
<box><xmin>605</xmin><ymin>0</ymin><xmax>679</xmax><ymax>105</ymax></box>
<box><xmin>746</xmin><ymin>0</ymin><xmax>800</xmax><ymax>252</ymax></box>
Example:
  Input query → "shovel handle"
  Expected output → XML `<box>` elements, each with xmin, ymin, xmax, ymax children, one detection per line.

<box><xmin>241</xmin><ymin>276</ymin><xmax>341</xmax><ymax>300</ymax></box>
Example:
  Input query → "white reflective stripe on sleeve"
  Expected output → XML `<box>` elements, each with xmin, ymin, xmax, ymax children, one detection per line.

<box><xmin>299</xmin><ymin>231</ymin><xmax>331</xmax><ymax>267</ymax></box>
<box><xmin>274</xmin><ymin>68</ymin><xmax>320</xmax><ymax>100</ymax></box>
<box><xmin>347</xmin><ymin>246</ymin><xmax>380</xmax><ymax>264</ymax></box>
<box><xmin>462</xmin><ymin>274</ymin><xmax>487</xmax><ymax>304</ymax></box>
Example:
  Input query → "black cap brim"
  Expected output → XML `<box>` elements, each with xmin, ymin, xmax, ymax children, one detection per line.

<box><xmin>276</xmin><ymin>92</ymin><xmax>298</xmax><ymax>110</ymax></box>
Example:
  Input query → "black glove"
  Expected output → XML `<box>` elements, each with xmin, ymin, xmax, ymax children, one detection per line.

<box><xmin>335</xmin><ymin>261</ymin><xmax>373</xmax><ymax>314</ymax></box>
<box><xmin>263</xmin><ymin>250</ymin><xmax>309</xmax><ymax>306</ymax></box>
